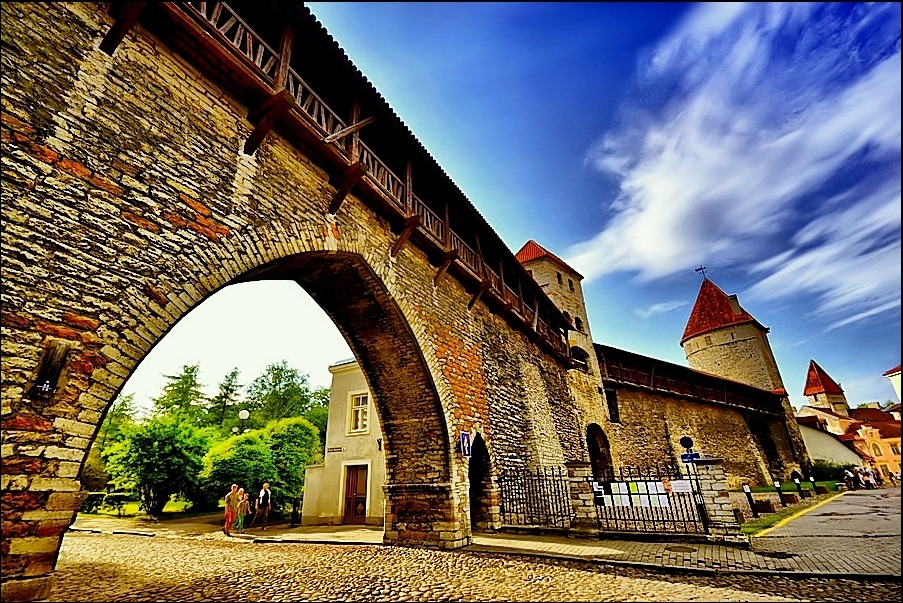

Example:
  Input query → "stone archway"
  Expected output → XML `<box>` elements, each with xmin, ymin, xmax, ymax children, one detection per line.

<box><xmin>0</xmin><ymin>3</ymin><xmax>586</xmax><ymax>599</ymax></box>
<box><xmin>586</xmin><ymin>423</ymin><xmax>614</xmax><ymax>480</ymax></box>
<box><xmin>467</xmin><ymin>433</ymin><xmax>493</xmax><ymax>531</ymax></box>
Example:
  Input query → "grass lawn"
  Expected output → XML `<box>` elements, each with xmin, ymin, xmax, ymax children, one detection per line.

<box><xmin>84</xmin><ymin>498</ymin><xmax>193</xmax><ymax>518</ymax></box>
<box><xmin>740</xmin><ymin>491</ymin><xmax>841</xmax><ymax>535</ymax></box>
<box><xmin>738</xmin><ymin>480</ymin><xmax>839</xmax><ymax>493</ymax></box>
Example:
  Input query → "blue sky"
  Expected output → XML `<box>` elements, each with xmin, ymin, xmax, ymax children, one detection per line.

<box><xmin>123</xmin><ymin>2</ymin><xmax>900</xmax><ymax>414</ymax></box>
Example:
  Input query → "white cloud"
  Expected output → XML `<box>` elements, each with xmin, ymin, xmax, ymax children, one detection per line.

<box><xmin>634</xmin><ymin>301</ymin><xmax>688</xmax><ymax>319</ymax></box>
<box><xmin>569</xmin><ymin>2</ymin><xmax>901</xmax><ymax>329</ymax></box>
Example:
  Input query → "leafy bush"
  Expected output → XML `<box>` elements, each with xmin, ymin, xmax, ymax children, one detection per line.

<box><xmin>102</xmin><ymin>415</ymin><xmax>214</xmax><ymax>516</ymax></box>
<box><xmin>79</xmin><ymin>492</ymin><xmax>107</xmax><ymax>514</ymax></box>
<box><xmin>809</xmin><ymin>458</ymin><xmax>857</xmax><ymax>481</ymax></box>
<box><xmin>263</xmin><ymin>416</ymin><xmax>323</xmax><ymax>512</ymax></box>
<box><xmin>194</xmin><ymin>431</ymin><xmax>278</xmax><ymax>511</ymax></box>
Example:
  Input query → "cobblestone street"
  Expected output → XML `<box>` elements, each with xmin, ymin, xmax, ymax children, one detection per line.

<box><xmin>46</xmin><ymin>532</ymin><xmax>899</xmax><ymax>602</ymax></box>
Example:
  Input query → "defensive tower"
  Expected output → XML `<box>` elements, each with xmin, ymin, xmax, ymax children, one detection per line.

<box><xmin>803</xmin><ymin>359</ymin><xmax>849</xmax><ymax>416</ymax></box>
<box><xmin>516</xmin><ymin>240</ymin><xmax>598</xmax><ymax>375</ymax></box>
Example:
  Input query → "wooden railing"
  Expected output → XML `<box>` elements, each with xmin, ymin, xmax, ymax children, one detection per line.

<box><xmin>599</xmin><ymin>346</ymin><xmax>782</xmax><ymax>415</ymax></box>
<box><xmin>178</xmin><ymin>1</ymin><xmax>569</xmax><ymax>359</ymax></box>
<box><xmin>189</xmin><ymin>2</ymin><xmax>279</xmax><ymax>81</ymax></box>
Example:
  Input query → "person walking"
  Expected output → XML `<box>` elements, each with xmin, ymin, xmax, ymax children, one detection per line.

<box><xmin>249</xmin><ymin>482</ymin><xmax>272</xmax><ymax>531</ymax></box>
<box><xmin>223</xmin><ymin>484</ymin><xmax>241</xmax><ymax>536</ymax></box>
<box><xmin>235</xmin><ymin>490</ymin><xmax>250</xmax><ymax>533</ymax></box>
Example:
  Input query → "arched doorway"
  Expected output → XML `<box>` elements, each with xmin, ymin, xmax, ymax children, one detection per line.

<box><xmin>468</xmin><ymin>433</ymin><xmax>492</xmax><ymax>531</ymax></box>
<box><xmin>586</xmin><ymin>423</ymin><xmax>614</xmax><ymax>480</ymax></box>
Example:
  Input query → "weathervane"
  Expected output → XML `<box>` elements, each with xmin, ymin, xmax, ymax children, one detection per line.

<box><xmin>694</xmin><ymin>265</ymin><xmax>707</xmax><ymax>279</ymax></box>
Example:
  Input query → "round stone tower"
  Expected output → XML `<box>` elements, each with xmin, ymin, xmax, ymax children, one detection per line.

<box><xmin>680</xmin><ymin>278</ymin><xmax>810</xmax><ymax>475</ymax></box>
<box><xmin>681</xmin><ymin>278</ymin><xmax>784</xmax><ymax>392</ymax></box>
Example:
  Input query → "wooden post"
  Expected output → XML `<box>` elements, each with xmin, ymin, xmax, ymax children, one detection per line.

<box><xmin>274</xmin><ymin>22</ymin><xmax>294</xmax><ymax>92</ymax></box>
<box><xmin>99</xmin><ymin>2</ymin><xmax>149</xmax><ymax>55</ymax></box>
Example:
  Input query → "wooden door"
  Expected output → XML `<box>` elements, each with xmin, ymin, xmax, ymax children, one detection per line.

<box><xmin>343</xmin><ymin>465</ymin><xmax>368</xmax><ymax>524</ymax></box>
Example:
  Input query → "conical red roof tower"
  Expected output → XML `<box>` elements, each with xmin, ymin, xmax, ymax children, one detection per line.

<box><xmin>680</xmin><ymin>279</ymin><xmax>763</xmax><ymax>344</ymax></box>
<box><xmin>803</xmin><ymin>360</ymin><xmax>844</xmax><ymax>396</ymax></box>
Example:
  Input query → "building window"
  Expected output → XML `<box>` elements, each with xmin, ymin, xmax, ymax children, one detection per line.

<box><xmin>704</xmin><ymin>335</ymin><xmax>712</xmax><ymax>345</ymax></box>
<box><xmin>568</xmin><ymin>278</ymin><xmax>574</xmax><ymax>291</ymax></box>
<box><xmin>348</xmin><ymin>393</ymin><xmax>369</xmax><ymax>434</ymax></box>
<box><xmin>574</xmin><ymin>317</ymin><xmax>583</xmax><ymax>332</ymax></box>
<box><xmin>557</xmin><ymin>272</ymin><xmax>562</xmax><ymax>285</ymax></box>
<box><xmin>604</xmin><ymin>388</ymin><xmax>620</xmax><ymax>423</ymax></box>
<box><xmin>891</xmin><ymin>443</ymin><xmax>901</xmax><ymax>455</ymax></box>
<box><xmin>871</xmin><ymin>443</ymin><xmax>883</xmax><ymax>457</ymax></box>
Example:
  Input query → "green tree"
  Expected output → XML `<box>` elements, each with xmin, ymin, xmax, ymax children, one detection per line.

<box><xmin>204</xmin><ymin>367</ymin><xmax>243</xmax><ymax>428</ymax></box>
<box><xmin>152</xmin><ymin>364</ymin><xmax>207</xmax><ymax>425</ymax></box>
<box><xmin>102</xmin><ymin>415</ymin><xmax>213</xmax><ymax>515</ymax></box>
<box><xmin>264</xmin><ymin>416</ymin><xmax>323</xmax><ymax>508</ymax></box>
<box><xmin>98</xmin><ymin>393</ymin><xmax>137</xmax><ymax>449</ymax></box>
<box><xmin>82</xmin><ymin>393</ymin><xmax>138</xmax><ymax>492</ymax></box>
<box><xmin>245</xmin><ymin>361</ymin><xmax>319</xmax><ymax>426</ymax></box>
<box><xmin>194</xmin><ymin>431</ymin><xmax>278</xmax><ymax>510</ymax></box>
<box><xmin>302</xmin><ymin>386</ymin><xmax>330</xmax><ymax>453</ymax></box>
<box><xmin>304</xmin><ymin>406</ymin><xmax>329</xmax><ymax>453</ymax></box>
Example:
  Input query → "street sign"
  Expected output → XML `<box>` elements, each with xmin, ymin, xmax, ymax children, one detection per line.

<box><xmin>680</xmin><ymin>452</ymin><xmax>700</xmax><ymax>462</ymax></box>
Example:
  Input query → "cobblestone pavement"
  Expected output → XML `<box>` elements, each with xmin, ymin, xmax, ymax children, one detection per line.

<box><xmin>50</xmin><ymin>489</ymin><xmax>899</xmax><ymax>601</ymax></box>
<box><xmin>45</xmin><ymin>533</ymin><xmax>900</xmax><ymax>602</ymax></box>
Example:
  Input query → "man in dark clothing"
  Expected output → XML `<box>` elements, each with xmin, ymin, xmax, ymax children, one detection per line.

<box><xmin>249</xmin><ymin>482</ymin><xmax>271</xmax><ymax>530</ymax></box>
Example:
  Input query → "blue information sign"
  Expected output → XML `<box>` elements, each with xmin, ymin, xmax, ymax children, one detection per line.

<box><xmin>680</xmin><ymin>452</ymin><xmax>700</xmax><ymax>462</ymax></box>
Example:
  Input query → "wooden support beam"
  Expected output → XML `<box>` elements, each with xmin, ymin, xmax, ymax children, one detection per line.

<box><xmin>243</xmin><ymin>90</ymin><xmax>294</xmax><ymax>155</ymax></box>
<box><xmin>274</xmin><ymin>22</ymin><xmax>294</xmax><ymax>92</ymax></box>
<box><xmin>467</xmin><ymin>279</ymin><xmax>491</xmax><ymax>310</ymax></box>
<box><xmin>434</xmin><ymin>249</ymin><xmax>459</xmax><ymax>287</ymax></box>
<box><xmin>99</xmin><ymin>2</ymin><xmax>148</xmax><ymax>55</ymax></box>
<box><xmin>391</xmin><ymin>215</ymin><xmax>421</xmax><ymax>258</ymax></box>
<box><xmin>323</xmin><ymin>115</ymin><xmax>376</xmax><ymax>144</ymax></box>
<box><xmin>328</xmin><ymin>162</ymin><xmax>368</xmax><ymax>214</ymax></box>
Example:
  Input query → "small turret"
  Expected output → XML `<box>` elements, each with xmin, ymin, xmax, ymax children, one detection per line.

<box><xmin>803</xmin><ymin>359</ymin><xmax>849</xmax><ymax>416</ymax></box>
<box><xmin>515</xmin><ymin>240</ymin><xmax>597</xmax><ymax>374</ymax></box>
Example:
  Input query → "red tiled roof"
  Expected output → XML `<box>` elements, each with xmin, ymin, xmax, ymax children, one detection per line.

<box><xmin>803</xmin><ymin>360</ymin><xmax>844</xmax><ymax>396</ymax></box>
<box><xmin>876</xmin><ymin>422</ymin><xmax>901</xmax><ymax>439</ymax></box>
<box><xmin>849</xmin><ymin>408</ymin><xmax>895</xmax><ymax>423</ymax></box>
<box><xmin>514</xmin><ymin>240</ymin><xmax>584</xmax><ymax>279</ymax></box>
<box><xmin>883</xmin><ymin>364</ymin><xmax>901</xmax><ymax>377</ymax></box>
<box><xmin>680</xmin><ymin>279</ymin><xmax>762</xmax><ymax>344</ymax></box>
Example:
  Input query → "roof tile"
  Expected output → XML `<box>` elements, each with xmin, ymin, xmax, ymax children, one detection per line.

<box><xmin>681</xmin><ymin>279</ymin><xmax>761</xmax><ymax>343</ymax></box>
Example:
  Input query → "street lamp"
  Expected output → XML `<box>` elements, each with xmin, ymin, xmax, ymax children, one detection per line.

<box><xmin>238</xmin><ymin>409</ymin><xmax>250</xmax><ymax>433</ymax></box>
<box><xmin>231</xmin><ymin>426</ymin><xmax>239</xmax><ymax>435</ymax></box>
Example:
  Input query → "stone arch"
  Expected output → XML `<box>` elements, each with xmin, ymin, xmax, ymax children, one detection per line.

<box><xmin>586</xmin><ymin>423</ymin><xmax>614</xmax><ymax>480</ymax></box>
<box><xmin>467</xmin><ymin>432</ymin><xmax>493</xmax><ymax>531</ymax></box>
<box><xmin>239</xmin><ymin>250</ymin><xmax>450</xmax><ymax>485</ymax></box>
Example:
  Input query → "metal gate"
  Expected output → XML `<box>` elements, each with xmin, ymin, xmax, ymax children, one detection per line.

<box><xmin>498</xmin><ymin>466</ymin><xmax>574</xmax><ymax>528</ymax></box>
<box><xmin>589</xmin><ymin>464</ymin><xmax>709</xmax><ymax>535</ymax></box>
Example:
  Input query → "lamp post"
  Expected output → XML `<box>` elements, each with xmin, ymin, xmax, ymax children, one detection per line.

<box><xmin>238</xmin><ymin>409</ymin><xmax>250</xmax><ymax>433</ymax></box>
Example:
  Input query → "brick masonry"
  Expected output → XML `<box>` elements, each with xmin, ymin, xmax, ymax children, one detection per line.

<box><xmin>0</xmin><ymin>3</ymin><xmax>597</xmax><ymax>598</ymax></box>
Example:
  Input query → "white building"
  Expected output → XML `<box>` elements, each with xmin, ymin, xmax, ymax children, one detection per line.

<box><xmin>300</xmin><ymin>358</ymin><xmax>385</xmax><ymax>526</ymax></box>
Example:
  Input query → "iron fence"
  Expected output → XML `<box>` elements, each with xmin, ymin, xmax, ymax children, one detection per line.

<box><xmin>588</xmin><ymin>464</ymin><xmax>708</xmax><ymax>534</ymax></box>
<box><xmin>498</xmin><ymin>466</ymin><xmax>574</xmax><ymax>528</ymax></box>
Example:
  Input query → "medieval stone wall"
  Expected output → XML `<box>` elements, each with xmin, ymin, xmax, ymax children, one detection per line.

<box><xmin>1</xmin><ymin>3</ymin><xmax>593</xmax><ymax>596</ymax></box>
<box><xmin>598</xmin><ymin>388</ymin><xmax>782</xmax><ymax>489</ymax></box>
